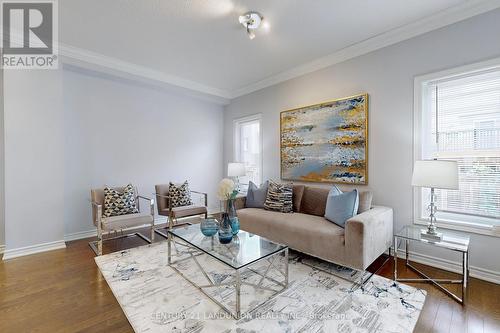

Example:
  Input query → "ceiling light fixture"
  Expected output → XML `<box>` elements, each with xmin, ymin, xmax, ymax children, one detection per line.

<box><xmin>238</xmin><ymin>11</ymin><xmax>263</xmax><ymax>40</ymax></box>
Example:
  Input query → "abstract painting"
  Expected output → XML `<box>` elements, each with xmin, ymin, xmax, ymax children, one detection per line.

<box><xmin>280</xmin><ymin>93</ymin><xmax>368</xmax><ymax>184</ymax></box>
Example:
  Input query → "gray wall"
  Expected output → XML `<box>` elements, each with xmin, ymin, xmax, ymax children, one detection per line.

<box><xmin>224</xmin><ymin>9</ymin><xmax>500</xmax><ymax>276</ymax></box>
<box><xmin>4</xmin><ymin>68</ymin><xmax>65</xmax><ymax>250</ymax></box>
<box><xmin>2</xmin><ymin>66</ymin><xmax>224</xmax><ymax>252</ymax></box>
<box><xmin>0</xmin><ymin>67</ymin><xmax>4</xmax><ymax>250</ymax></box>
<box><xmin>63</xmin><ymin>68</ymin><xmax>224</xmax><ymax>236</ymax></box>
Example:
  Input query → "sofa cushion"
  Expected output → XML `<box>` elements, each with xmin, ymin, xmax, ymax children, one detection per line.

<box><xmin>238</xmin><ymin>208</ymin><xmax>347</xmax><ymax>266</ymax></box>
<box><xmin>102</xmin><ymin>212</ymin><xmax>152</xmax><ymax>231</ymax></box>
<box><xmin>292</xmin><ymin>184</ymin><xmax>305</xmax><ymax>212</ymax></box>
<box><xmin>358</xmin><ymin>191</ymin><xmax>373</xmax><ymax>214</ymax></box>
<box><xmin>245</xmin><ymin>181</ymin><xmax>269</xmax><ymax>208</ymax></box>
<box><xmin>299</xmin><ymin>186</ymin><xmax>330</xmax><ymax>216</ymax></box>
<box><xmin>264</xmin><ymin>181</ymin><xmax>293</xmax><ymax>213</ymax></box>
<box><xmin>325</xmin><ymin>189</ymin><xmax>359</xmax><ymax>228</ymax></box>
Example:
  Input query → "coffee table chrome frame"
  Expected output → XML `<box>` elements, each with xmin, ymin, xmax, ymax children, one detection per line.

<box><xmin>393</xmin><ymin>236</ymin><xmax>469</xmax><ymax>304</ymax></box>
<box><xmin>300</xmin><ymin>248</ymin><xmax>391</xmax><ymax>291</ymax></box>
<box><xmin>154</xmin><ymin>221</ymin><xmax>193</xmax><ymax>239</ymax></box>
<box><xmin>167</xmin><ymin>232</ymin><xmax>289</xmax><ymax>319</ymax></box>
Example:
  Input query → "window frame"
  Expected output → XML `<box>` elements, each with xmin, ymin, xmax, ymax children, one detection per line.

<box><xmin>233</xmin><ymin>114</ymin><xmax>263</xmax><ymax>185</ymax></box>
<box><xmin>413</xmin><ymin>57</ymin><xmax>500</xmax><ymax>237</ymax></box>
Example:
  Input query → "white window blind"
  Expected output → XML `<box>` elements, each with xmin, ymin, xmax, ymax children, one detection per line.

<box><xmin>422</xmin><ymin>69</ymin><xmax>500</xmax><ymax>224</ymax></box>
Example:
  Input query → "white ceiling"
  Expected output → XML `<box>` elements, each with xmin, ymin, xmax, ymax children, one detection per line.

<box><xmin>59</xmin><ymin>0</ymin><xmax>499</xmax><ymax>98</ymax></box>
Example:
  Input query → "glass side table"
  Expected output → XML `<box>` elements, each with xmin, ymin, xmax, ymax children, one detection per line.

<box><xmin>394</xmin><ymin>225</ymin><xmax>470</xmax><ymax>304</ymax></box>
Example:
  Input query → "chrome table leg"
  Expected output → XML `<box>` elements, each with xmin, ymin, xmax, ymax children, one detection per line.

<box><xmin>167</xmin><ymin>232</ymin><xmax>172</xmax><ymax>265</ymax></box>
<box><xmin>462</xmin><ymin>251</ymin><xmax>468</xmax><ymax>303</ymax></box>
<box><xmin>394</xmin><ymin>236</ymin><xmax>398</xmax><ymax>280</ymax></box>
<box><xmin>405</xmin><ymin>239</ymin><xmax>409</xmax><ymax>265</ymax></box>
<box><xmin>235</xmin><ymin>269</ymin><xmax>241</xmax><ymax>319</ymax></box>
<box><xmin>284</xmin><ymin>248</ymin><xmax>289</xmax><ymax>286</ymax></box>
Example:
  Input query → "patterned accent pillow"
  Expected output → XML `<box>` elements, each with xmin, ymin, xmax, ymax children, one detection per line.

<box><xmin>264</xmin><ymin>180</ymin><xmax>293</xmax><ymax>213</ymax></box>
<box><xmin>168</xmin><ymin>181</ymin><xmax>193</xmax><ymax>207</ymax></box>
<box><xmin>103</xmin><ymin>184</ymin><xmax>139</xmax><ymax>218</ymax></box>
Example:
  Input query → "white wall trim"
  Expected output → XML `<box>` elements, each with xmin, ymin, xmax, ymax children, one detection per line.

<box><xmin>2</xmin><ymin>240</ymin><xmax>66</xmax><ymax>261</ymax></box>
<box><xmin>230</xmin><ymin>0</ymin><xmax>500</xmax><ymax>98</ymax></box>
<box><xmin>391</xmin><ymin>247</ymin><xmax>500</xmax><ymax>285</ymax></box>
<box><xmin>0</xmin><ymin>245</ymin><xmax>5</xmax><ymax>255</ymax></box>
<box><xmin>59</xmin><ymin>44</ymin><xmax>232</xmax><ymax>103</ymax></box>
<box><xmin>2</xmin><ymin>28</ymin><xmax>231</xmax><ymax>102</ymax></box>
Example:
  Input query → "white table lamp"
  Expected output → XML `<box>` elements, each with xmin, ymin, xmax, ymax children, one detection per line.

<box><xmin>228</xmin><ymin>162</ymin><xmax>246</xmax><ymax>177</ymax></box>
<box><xmin>412</xmin><ymin>159</ymin><xmax>459</xmax><ymax>240</ymax></box>
<box><xmin>228</xmin><ymin>162</ymin><xmax>246</xmax><ymax>192</ymax></box>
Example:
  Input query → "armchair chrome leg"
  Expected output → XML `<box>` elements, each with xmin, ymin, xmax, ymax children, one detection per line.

<box><xmin>89</xmin><ymin>241</ymin><xmax>99</xmax><ymax>256</ymax></box>
<box><xmin>135</xmin><ymin>232</ymin><xmax>152</xmax><ymax>244</ymax></box>
<box><xmin>155</xmin><ymin>229</ymin><xmax>169</xmax><ymax>240</ymax></box>
<box><xmin>97</xmin><ymin>229</ymin><xmax>103</xmax><ymax>256</ymax></box>
<box><xmin>88</xmin><ymin>230</ymin><xmax>152</xmax><ymax>256</ymax></box>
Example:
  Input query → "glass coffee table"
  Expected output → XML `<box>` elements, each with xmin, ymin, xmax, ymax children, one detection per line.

<box><xmin>167</xmin><ymin>224</ymin><xmax>289</xmax><ymax>319</ymax></box>
<box><xmin>394</xmin><ymin>225</ymin><xmax>470</xmax><ymax>304</ymax></box>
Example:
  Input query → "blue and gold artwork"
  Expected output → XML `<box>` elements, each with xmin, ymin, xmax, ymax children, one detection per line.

<box><xmin>280</xmin><ymin>94</ymin><xmax>368</xmax><ymax>184</ymax></box>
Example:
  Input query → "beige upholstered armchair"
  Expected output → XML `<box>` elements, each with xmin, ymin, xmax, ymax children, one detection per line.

<box><xmin>154</xmin><ymin>184</ymin><xmax>207</xmax><ymax>237</ymax></box>
<box><xmin>90</xmin><ymin>186</ymin><xmax>154</xmax><ymax>256</ymax></box>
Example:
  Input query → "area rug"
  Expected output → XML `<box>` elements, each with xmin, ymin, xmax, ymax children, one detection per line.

<box><xmin>95</xmin><ymin>241</ymin><xmax>426</xmax><ymax>333</ymax></box>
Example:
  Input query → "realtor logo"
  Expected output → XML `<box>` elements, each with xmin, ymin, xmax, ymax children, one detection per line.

<box><xmin>1</xmin><ymin>0</ymin><xmax>58</xmax><ymax>69</ymax></box>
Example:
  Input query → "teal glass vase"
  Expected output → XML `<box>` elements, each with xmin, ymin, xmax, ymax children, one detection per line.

<box><xmin>227</xmin><ymin>199</ymin><xmax>240</xmax><ymax>235</ymax></box>
<box><xmin>218</xmin><ymin>213</ymin><xmax>233</xmax><ymax>244</ymax></box>
<box><xmin>200</xmin><ymin>218</ymin><xmax>219</xmax><ymax>237</ymax></box>
<box><xmin>230</xmin><ymin>217</ymin><xmax>240</xmax><ymax>235</ymax></box>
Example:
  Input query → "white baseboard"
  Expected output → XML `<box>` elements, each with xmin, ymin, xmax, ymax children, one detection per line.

<box><xmin>2</xmin><ymin>217</ymin><xmax>169</xmax><ymax>260</ymax></box>
<box><xmin>2</xmin><ymin>240</ymin><xmax>66</xmax><ymax>260</ymax></box>
<box><xmin>0</xmin><ymin>245</ymin><xmax>5</xmax><ymax>255</ymax></box>
<box><xmin>390</xmin><ymin>248</ymin><xmax>500</xmax><ymax>285</ymax></box>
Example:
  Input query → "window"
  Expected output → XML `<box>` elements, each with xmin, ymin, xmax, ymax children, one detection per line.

<box><xmin>415</xmin><ymin>59</ymin><xmax>500</xmax><ymax>235</ymax></box>
<box><xmin>234</xmin><ymin>114</ymin><xmax>262</xmax><ymax>185</ymax></box>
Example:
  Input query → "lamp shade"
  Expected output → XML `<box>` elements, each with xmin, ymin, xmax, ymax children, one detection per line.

<box><xmin>227</xmin><ymin>162</ymin><xmax>246</xmax><ymax>177</ymax></box>
<box><xmin>411</xmin><ymin>160</ymin><xmax>459</xmax><ymax>190</ymax></box>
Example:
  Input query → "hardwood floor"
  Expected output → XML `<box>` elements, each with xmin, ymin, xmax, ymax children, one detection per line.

<box><xmin>1</xmin><ymin>226</ymin><xmax>499</xmax><ymax>333</ymax></box>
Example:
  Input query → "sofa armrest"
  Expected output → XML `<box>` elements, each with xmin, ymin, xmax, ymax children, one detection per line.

<box><xmin>344</xmin><ymin>206</ymin><xmax>393</xmax><ymax>270</ymax></box>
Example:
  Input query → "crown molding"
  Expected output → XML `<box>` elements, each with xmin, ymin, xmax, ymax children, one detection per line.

<box><xmin>3</xmin><ymin>0</ymin><xmax>499</xmax><ymax>101</ymax></box>
<box><xmin>229</xmin><ymin>0</ymin><xmax>500</xmax><ymax>98</ymax></box>
<box><xmin>59</xmin><ymin>44</ymin><xmax>232</xmax><ymax>102</ymax></box>
<box><xmin>0</xmin><ymin>29</ymin><xmax>230</xmax><ymax>103</ymax></box>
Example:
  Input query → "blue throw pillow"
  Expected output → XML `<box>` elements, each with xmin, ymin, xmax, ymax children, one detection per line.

<box><xmin>245</xmin><ymin>181</ymin><xmax>269</xmax><ymax>208</ymax></box>
<box><xmin>324</xmin><ymin>189</ymin><xmax>359</xmax><ymax>228</ymax></box>
<box><xmin>329</xmin><ymin>185</ymin><xmax>342</xmax><ymax>196</ymax></box>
